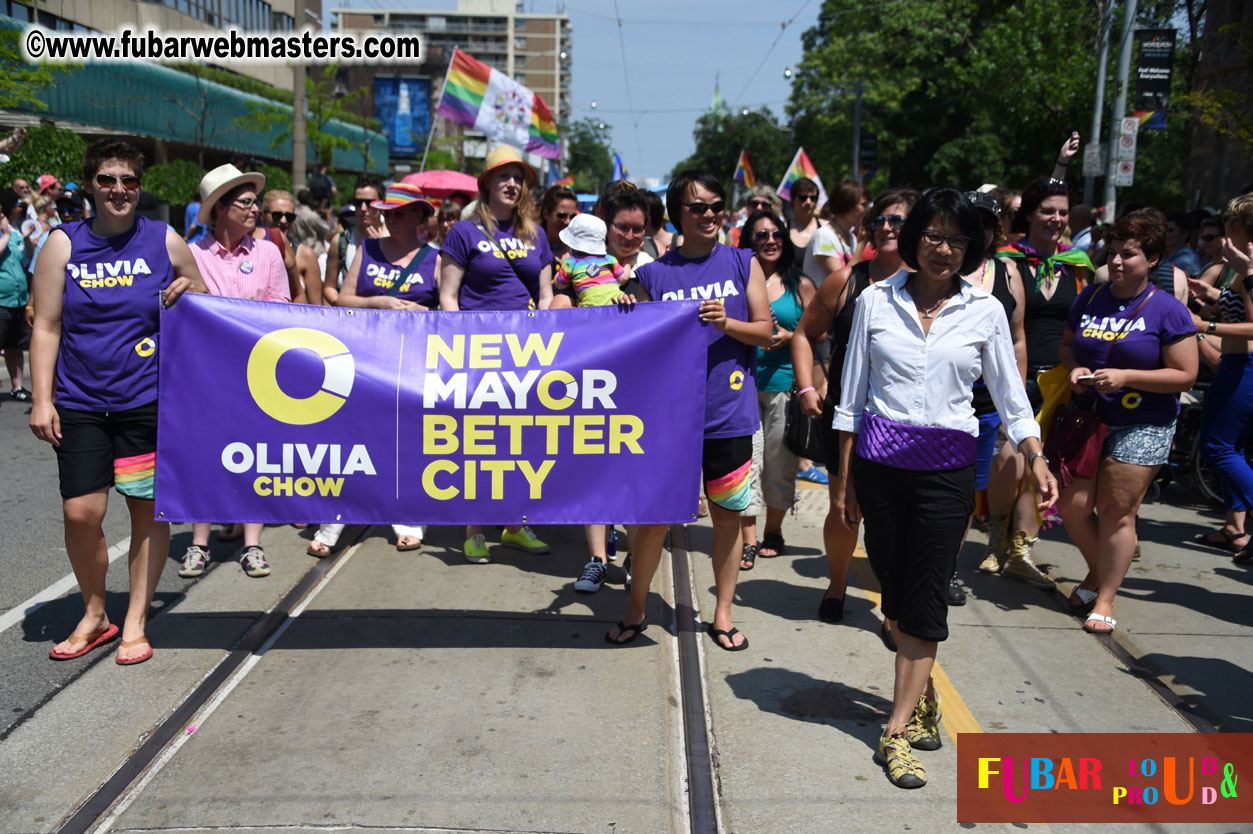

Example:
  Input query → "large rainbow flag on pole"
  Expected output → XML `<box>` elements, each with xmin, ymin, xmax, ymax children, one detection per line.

<box><xmin>733</xmin><ymin>150</ymin><xmax>756</xmax><ymax>188</ymax></box>
<box><xmin>777</xmin><ymin>147</ymin><xmax>827</xmax><ymax>207</ymax></box>
<box><xmin>435</xmin><ymin>48</ymin><xmax>561</xmax><ymax>159</ymax></box>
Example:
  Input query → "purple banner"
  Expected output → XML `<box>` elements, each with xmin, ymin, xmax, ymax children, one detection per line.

<box><xmin>156</xmin><ymin>295</ymin><xmax>707</xmax><ymax>525</ymax></box>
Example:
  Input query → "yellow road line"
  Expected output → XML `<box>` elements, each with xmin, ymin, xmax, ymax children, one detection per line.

<box><xmin>847</xmin><ymin>544</ymin><xmax>983</xmax><ymax>740</ymax></box>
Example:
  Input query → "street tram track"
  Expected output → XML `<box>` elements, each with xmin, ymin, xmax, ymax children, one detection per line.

<box><xmin>55</xmin><ymin>523</ymin><xmax>724</xmax><ymax>834</ymax></box>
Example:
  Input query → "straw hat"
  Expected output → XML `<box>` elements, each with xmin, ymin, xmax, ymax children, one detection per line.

<box><xmin>369</xmin><ymin>182</ymin><xmax>434</xmax><ymax>215</ymax></box>
<box><xmin>196</xmin><ymin>163</ymin><xmax>266</xmax><ymax>226</ymax></box>
<box><xmin>478</xmin><ymin>145</ymin><xmax>535</xmax><ymax>190</ymax></box>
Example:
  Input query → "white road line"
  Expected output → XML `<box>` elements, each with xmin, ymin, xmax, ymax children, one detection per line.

<box><xmin>91</xmin><ymin>538</ymin><xmax>364</xmax><ymax>834</ymax></box>
<box><xmin>0</xmin><ymin>536</ymin><xmax>131</xmax><ymax>636</ymax></box>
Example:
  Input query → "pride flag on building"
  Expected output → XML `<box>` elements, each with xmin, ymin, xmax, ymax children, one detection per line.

<box><xmin>733</xmin><ymin>150</ymin><xmax>756</xmax><ymax>188</ymax></box>
<box><xmin>436</xmin><ymin>48</ymin><xmax>561</xmax><ymax>159</ymax></box>
<box><xmin>777</xmin><ymin>147</ymin><xmax>827</xmax><ymax>208</ymax></box>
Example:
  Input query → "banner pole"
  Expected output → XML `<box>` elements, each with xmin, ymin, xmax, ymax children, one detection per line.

<box><xmin>422</xmin><ymin>48</ymin><xmax>459</xmax><ymax>173</ymax></box>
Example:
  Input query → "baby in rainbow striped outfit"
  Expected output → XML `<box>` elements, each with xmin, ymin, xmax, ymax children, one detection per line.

<box><xmin>555</xmin><ymin>213</ymin><xmax>627</xmax><ymax>307</ymax></box>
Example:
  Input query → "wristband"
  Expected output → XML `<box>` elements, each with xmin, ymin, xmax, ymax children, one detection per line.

<box><xmin>1027</xmin><ymin>452</ymin><xmax>1049</xmax><ymax>468</ymax></box>
<box><xmin>1208</xmin><ymin>320</ymin><xmax>1218</xmax><ymax>335</ymax></box>
<box><xmin>797</xmin><ymin>386</ymin><xmax>816</xmax><ymax>397</ymax></box>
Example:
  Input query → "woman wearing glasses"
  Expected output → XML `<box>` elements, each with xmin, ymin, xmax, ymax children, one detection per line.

<box><xmin>440</xmin><ymin>145</ymin><xmax>553</xmax><ymax>563</ymax></box>
<box><xmin>607</xmin><ymin>170</ymin><xmax>773</xmax><ymax>650</ymax></box>
<box><xmin>179</xmin><ymin>163</ymin><xmax>291</xmax><ymax>581</ymax></box>
<box><xmin>253</xmin><ymin>189</ymin><xmax>318</xmax><ymax>304</ymax></box>
<box><xmin>792</xmin><ymin>188</ymin><xmax>919</xmax><ymax>621</ymax></box>
<box><xmin>30</xmin><ymin>139</ymin><xmax>206</xmax><ymax>665</ymax></box>
<box><xmin>540</xmin><ymin>185</ymin><xmax>579</xmax><ymax>264</ymax></box>
<box><xmin>323</xmin><ymin>177</ymin><xmax>387</xmax><ymax>306</ymax></box>
<box><xmin>734</xmin><ymin>209</ymin><xmax>816</xmax><ymax>569</ymax></box>
<box><xmin>834</xmin><ymin>188</ymin><xmax>1057</xmax><ymax>788</ymax></box>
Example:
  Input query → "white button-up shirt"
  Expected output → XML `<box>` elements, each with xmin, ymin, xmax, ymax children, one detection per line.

<box><xmin>834</xmin><ymin>272</ymin><xmax>1040</xmax><ymax>448</ymax></box>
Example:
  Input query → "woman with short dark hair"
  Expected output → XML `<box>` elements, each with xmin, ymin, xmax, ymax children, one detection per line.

<box><xmin>1056</xmin><ymin>209</ymin><xmax>1198</xmax><ymax>632</ymax></box>
<box><xmin>834</xmin><ymin>188</ymin><xmax>1056</xmax><ymax>788</ymax></box>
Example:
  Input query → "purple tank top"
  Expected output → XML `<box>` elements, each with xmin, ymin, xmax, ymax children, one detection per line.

<box><xmin>636</xmin><ymin>243</ymin><xmax>759</xmax><ymax>439</ymax></box>
<box><xmin>355</xmin><ymin>238</ymin><xmax>439</xmax><ymax>307</ymax></box>
<box><xmin>55</xmin><ymin>216</ymin><xmax>173</xmax><ymax>411</ymax></box>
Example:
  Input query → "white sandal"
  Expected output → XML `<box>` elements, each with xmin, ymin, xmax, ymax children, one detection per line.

<box><xmin>1083</xmin><ymin>613</ymin><xmax>1117</xmax><ymax>634</ymax></box>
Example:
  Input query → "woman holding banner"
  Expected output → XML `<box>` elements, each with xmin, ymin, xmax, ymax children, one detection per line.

<box><xmin>608</xmin><ymin>170</ymin><xmax>774</xmax><ymax>650</ymax></box>
<box><xmin>439</xmin><ymin>145</ymin><xmax>553</xmax><ymax>562</ymax></box>
<box><xmin>307</xmin><ymin>182</ymin><xmax>438</xmax><ymax>556</ymax></box>
<box><xmin>29</xmin><ymin>139</ymin><xmax>206</xmax><ymax>665</ymax></box>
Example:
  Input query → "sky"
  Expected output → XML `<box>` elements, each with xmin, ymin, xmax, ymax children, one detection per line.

<box><xmin>331</xmin><ymin>0</ymin><xmax>820</xmax><ymax>182</ymax></box>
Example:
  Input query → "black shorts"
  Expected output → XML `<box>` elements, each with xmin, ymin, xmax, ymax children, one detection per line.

<box><xmin>852</xmin><ymin>455</ymin><xmax>975</xmax><ymax>642</ymax></box>
<box><xmin>55</xmin><ymin>402</ymin><xmax>158</xmax><ymax>500</ymax></box>
<box><xmin>702</xmin><ymin>435</ymin><xmax>753</xmax><ymax>512</ymax></box>
<box><xmin>0</xmin><ymin>305</ymin><xmax>31</xmax><ymax>351</ymax></box>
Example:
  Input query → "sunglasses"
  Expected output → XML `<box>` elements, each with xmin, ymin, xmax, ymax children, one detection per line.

<box><xmin>268</xmin><ymin>211</ymin><xmax>296</xmax><ymax>224</ymax></box>
<box><xmin>747</xmin><ymin>200</ymin><xmax>772</xmax><ymax>211</ymax></box>
<box><xmin>612</xmin><ymin>222</ymin><xmax>645</xmax><ymax>236</ymax></box>
<box><xmin>353</xmin><ymin>198</ymin><xmax>376</xmax><ymax>208</ymax></box>
<box><xmin>870</xmin><ymin>214</ymin><xmax>905</xmax><ymax>231</ymax></box>
<box><xmin>554</xmin><ymin>211</ymin><xmax>577</xmax><ymax>221</ymax></box>
<box><xmin>794</xmin><ymin>193</ymin><xmax>819</xmax><ymax>203</ymax></box>
<box><xmin>1200</xmin><ymin>233</ymin><xmax>1220</xmax><ymax>242</ymax></box>
<box><xmin>684</xmin><ymin>200</ymin><xmax>725</xmax><ymax>217</ymax></box>
<box><xmin>753</xmin><ymin>229</ymin><xmax>785</xmax><ymax>243</ymax></box>
<box><xmin>95</xmin><ymin>173</ymin><xmax>141</xmax><ymax>190</ymax></box>
<box><xmin>920</xmin><ymin>230</ymin><xmax>971</xmax><ymax>251</ymax></box>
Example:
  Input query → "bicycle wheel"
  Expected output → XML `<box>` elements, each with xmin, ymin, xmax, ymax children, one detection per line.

<box><xmin>1190</xmin><ymin>432</ymin><xmax>1225</xmax><ymax>508</ymax></box>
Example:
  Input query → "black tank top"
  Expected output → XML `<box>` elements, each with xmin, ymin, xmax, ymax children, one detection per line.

<box><xmin>972</xmin><ymin>260</ymin><xmax>1018</xmax><ymax>415</ymax></box>
<box><xmin>826</xmin><ymin>261</ymin><xmax>873</xmax><ymax>399</ymax></box>
<box><xmin>1018</xmin><ymin>258</ymin><xmax>1081</xmax><ymax>374</ymax></box>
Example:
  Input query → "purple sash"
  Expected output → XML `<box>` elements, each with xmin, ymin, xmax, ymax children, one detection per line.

<box><xmin>855</xmin><ymin>412</ymin><xmax>977</xmax><ymax>471</ymax></box>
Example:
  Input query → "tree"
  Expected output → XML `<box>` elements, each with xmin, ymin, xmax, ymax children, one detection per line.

<box><xmin>143</xmin><ymin>160</ymin><xmax>202</xmax><ymax>206</ymax></box>
<box><xmin>240</xmin><ymin>64</ymin><xmax>371</xmax><ymax>169</ymax></box>
<box><xmin>670</xmin><ymin>107</ymin><xmax>795</xmax><ymax>195</ymax></box>
<box><xmin>4</xmin><ymin>123</ymin><xmax>86</xmax><ymax>188</ymax></box>
<box><xmin>0</xmin><ymin>28</ymin><xmax>60</xmax><ymax>112</ymax></box>
<box><xmin>564</xmin><ymin>118</ymin><xmax>614</xmax><ymax>193</ymax></box>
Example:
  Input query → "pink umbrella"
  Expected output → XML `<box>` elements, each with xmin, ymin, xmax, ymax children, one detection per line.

<box><xmin>401</xmin><ymin>169</ymin><xmax>478</xmax><ymax>198</ymax></box>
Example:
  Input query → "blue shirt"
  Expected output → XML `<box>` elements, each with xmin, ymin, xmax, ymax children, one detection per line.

<box><xmin>1163</xmin><ymin>246</ymin><xmax>1202</xmax><ymax>278</ymax></box>
<box><xmin>184</xmin><ymin>203</ymin><xmax>207</xmax><ymax>245</ymax></box>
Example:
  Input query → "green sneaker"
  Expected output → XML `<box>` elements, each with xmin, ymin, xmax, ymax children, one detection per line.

<box><xmin>463</xmin><ymin>534</ymin><xmax>489</xmax><ymax>564</ymax></box>
<box><xmin>874</xmin><ymin>732</ymin><xmax>926</xmax><ymax>789</ymax></box>
<box><xmin>501</xmin><ymin>525</ymin><xmax>550</xmax><ymax>554</ymax></box>
<box><xmin>905</xmin><ymin>692</ymin><xmax>942</xmax><ymax>751</ymax></box>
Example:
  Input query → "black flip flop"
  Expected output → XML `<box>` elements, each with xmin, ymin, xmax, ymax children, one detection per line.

<box><xmin>707</xmin><ymin>623</ymin><xmax>749</xmax><ymax>651</ymax></box>
<box><xmin>605</xmin><ymin>619</ymin><xmax>647</xmax><ymax>645</ymax></box>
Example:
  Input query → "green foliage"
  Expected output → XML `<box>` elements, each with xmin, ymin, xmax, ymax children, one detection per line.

<box><xmin>171</xmin><ymin>63</ymin><xmax>379</xmax><ymax>131</ymax></box>
<box><xmin>564</xmin><ymin>118</ymin><xmax>614</xmax><ymax>193</ymax></box>
<box><xmin>0</xmin><ymin>28</ymin><xmax>61</xmax><ymax>111</ymax></box>
<box><xmin>4</xmin><ymin>123</ymin><xmax>87</xmax><ymax>186</ymax></box>
<box><xmin>258</xmin><ymin>163</ymin><xmax>293</xmax><ymax>194</ymax></box>
<box><xmin>238</xmin><ymin>65</ymin><xmax>369</xmax><ymax>169</ymax></box>
<box><xmin>143</xmin><ymin>160</ymin><xmax>202</xmax><ymax>205</ymax></box>
<box><xmin>670</xmin><ymin>107</ymin><xmax>794</xmax><ymax>194</ymax></box>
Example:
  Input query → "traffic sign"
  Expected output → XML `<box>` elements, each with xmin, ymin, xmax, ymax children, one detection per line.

<box><xmin>1117</xmin><ymin>132</ymin><xmax>1137</xmax><ymax>162</ymax></box>
<box><xmin>1120</xmin><ymin>117</ymin><xmax>1140</xmax><ymax>137</ymax></box>
<box><xmin>1082</xmin><ymin>142</ymin><xmax>1106</xmax><ymax>176</ymax></box>
<box><xmin>1115</xmin><ymin>160</ymin><xmax>1135</xmax><ymax>187</ymax></box>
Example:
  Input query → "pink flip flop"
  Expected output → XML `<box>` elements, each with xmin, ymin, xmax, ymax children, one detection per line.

<box><xmin>116</xmin><ymin>637</ymin><xmax>153</xmax><ymax>666</ymax></box>
<box><xmin>49</xmin><ymin>624</ymin><xmax>119</xmax><ymax>661</ymax></box>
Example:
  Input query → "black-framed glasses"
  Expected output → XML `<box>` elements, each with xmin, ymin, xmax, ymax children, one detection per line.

<box><xmin>684</xmin><ymin>200</ymin><xmax>725</xmax><ymax>217</ymax></box>
<box><xmin>58</xmin><ymin>205</ymin><xmax>83</xmax><ymax>217</ymax></box>
<box><xmin>747</xmin><ymin>200</ymin><xmax>772</xmax><ymax>211</ymax></box>
<box><xmin>612</xmin><ymin>222</ymin><xmax>645</xmax><ymax>236</ymax></box>
<box><xmin>353</xmin><ymin>198</ymin><xmax>375</xmax><ymax>208</ymax></box>
<box><xmin>870</xmin><ymin>214</ymin><xmax>905</xmax><ymax>231</ymax></box>
<box><xmin>554</xmin><ymin>211</ymin><xmax>577</xmax><ymax>221</ymax></box>
<box><xmin>920</xmin><ymin>230</ymin><xmax>971</xmax><ymax>251</ymax></box>
<box><xmin>95</xmin><ymin>173</ymin><xmax>141</xmax><ymax>190</ymax></box>
<box><xmin>268</xmin><ymin>211</ymin><xmax>296</xmax><ymax>224</ymax></box>
<box><xmin>752</xmin><ymin>229</ymin><xmax>785</xmax><ymax>244</ymax></box>
<box><xmin>232</xmin><ymin>197</ymin><xmax>259</xmax><ymax>210</ymax></box>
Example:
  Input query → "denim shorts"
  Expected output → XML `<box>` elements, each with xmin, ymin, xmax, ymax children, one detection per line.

<box><xmin>1104</xmin><ymin>420</ymin><xmax>1176</xmax><ymax>467</ymax></box>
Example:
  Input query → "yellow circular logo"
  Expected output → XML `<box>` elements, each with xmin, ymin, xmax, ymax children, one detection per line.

<box><xmin>247</xmin><ymin>328</ymin><xmax>355</xmax><ymax>425</ymax></box>
<box><xmin>729</xmin><ymin>370</ymin><xmax>745</xmax><ymax>391</ymax></box>
<box><xmin>134</xmin><ymin>337</ymin><xmax>156</xmax><ymax>357</ymax></box>
<box><xmin>1121</xmin><ymin>392</ymin><xmax>1143</xmax><ymax>410</ymax></box>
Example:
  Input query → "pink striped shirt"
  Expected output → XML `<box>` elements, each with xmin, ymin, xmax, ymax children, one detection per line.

<box><xmin>190</xmin><ymin>234</ymin><xmax>290</xmax><ymax>301</ymax></box>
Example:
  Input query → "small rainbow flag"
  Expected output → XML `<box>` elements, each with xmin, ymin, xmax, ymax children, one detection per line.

<box><xmin>556</xmin><ymin>175</ymin><xmax>574</xmax><ymax>187</ymax></box>
<box><xmin>1133</xmin><ymin>110</ymin><xmax>1167</xmax><ymax>130</ymax></box>
<box><xmin>777</xmin><ymin>147</ymin><xmax>827</xmax><ymax>208</ymax></box>
<box><xmin>436</xmin><ymin>48</ymin><xmax>561</xmax><ymax>159</ymax></box>
<box><xmin>733</xmin><ymin>150</ymin><xmax>756</xmax><ymax>188</ymax></box>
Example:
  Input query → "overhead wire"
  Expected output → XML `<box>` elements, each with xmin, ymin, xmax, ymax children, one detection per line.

<box><xmin>610</xmin><ymin>0</ymin><xmax>643</xmax><ymax>163</ymax></box>
<box><xmin>729</xmin><ymin>0</ymin><xmax>813</xmax><ymax>108</ymax></box>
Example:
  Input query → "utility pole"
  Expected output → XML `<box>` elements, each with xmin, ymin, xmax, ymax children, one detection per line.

<box><xmin>1103</xmin><ymin>0</ymin><xmax>1137</xmax><ymax>222</ymax></box>
<box><xmin>851</xmin><ymin>79</ymin><xmax>863</xmax><ymax>183</ymax></box>
<box><xmin>1085</xmin><ymin>0</ymin><xmax>1115</xmax><ymax>207</ymax></box>
<box><xmin>292</xmin><ymin>0</ymin><xmax>308</xmax><ymax>190</ymax></box>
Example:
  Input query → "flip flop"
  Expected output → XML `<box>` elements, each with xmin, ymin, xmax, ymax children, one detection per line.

<box><xmin>706</xmin><ymin>623</ymin><xmax>749</xmax><ymax>651</ymax></box>
<box><xmin>116</xmin><ymin>637</ymin><xmax>152</xmax><ymax>666</ymax></box>
<box><xmin>605</xmin><ymin>619</ymin><xmax>647</xmax><ymax>645</ymax></box>
<box><xmin>1191</xmin><ymin>529</ymin><xmax>1248</xmax><ymax>552</ymax></box>
<box><xmin>1083</xmin><ymin>613</ymin><xmax>1117</xmax><ymax>634</ymax></box>
<box><xmin>49</xmin><ymin>624</ymin><xmax>119</xmax><ymax>660</ymax></box>
<box><xmin>396</xmin><ymin>537</ymin><xmax>423</xmax><ymax>552</ymax></box>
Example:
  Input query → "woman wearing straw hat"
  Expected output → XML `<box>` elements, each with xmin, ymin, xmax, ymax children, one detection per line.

<box><xmin>30</xmin><ymin>139</ymin><xmax>206</xmax><ymax>666</ymax></box>
<box><xmin>178</xmin><ymin>163</ymin><xmax>291</xmax><ymax>581</ymax></box>
<box><xmin>439</xmin><ymin>145</ymin><xmax>553</xmax><ymax>562</ymax></box>
<box><xmin>306</xmin><ymin>183</ymin><xmax>437</xmax><ymax>557</ymax></box>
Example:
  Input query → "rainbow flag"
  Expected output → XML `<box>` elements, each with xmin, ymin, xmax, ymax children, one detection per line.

<box><xmin>733</xmin><ymin>150</ymin><xmax>756</xmax><ymax>188</ymax></box>
<box><xmin>777</xmin><ymin>147</ymin><xmax>827</xmax><ymax>208</ymax></box>
<box><xmin>1133</xmin><ymin>110</ymin><xmax>1168</xmax><ymax>130</ymax></box>
<box><xmin>436</xmin><ymin>48</ymin><xmax>561</xmax><ymax>159</ymax></box>
<box><xmin>556</xmin><ymin>175</ymin><xmax>574</xmax><ymax>187</ymax></box>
